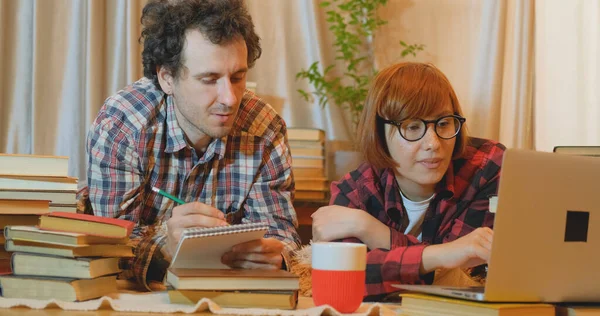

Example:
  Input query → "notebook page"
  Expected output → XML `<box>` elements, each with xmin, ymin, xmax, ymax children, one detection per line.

<box><xmin>170</xmin><ymin>223</ymin><xmax>268</xmax><ymax>269</ymax></box>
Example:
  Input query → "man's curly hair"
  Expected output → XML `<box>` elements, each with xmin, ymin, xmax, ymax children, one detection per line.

<box><xmin>140</xmin><ymin>0</ymin><xmax>262</xmax><ymax>90</ymax></box>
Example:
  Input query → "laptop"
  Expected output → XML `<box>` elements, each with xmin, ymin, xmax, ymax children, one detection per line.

<box><xmin>393</xmin><ymin>148</ymin><xmax>600</xmax><ymax>302</ymax></box>
<box><xmin>553</xmin><ymin>146</ymin><xmax>600</xmax><ymax>157</ymax></box>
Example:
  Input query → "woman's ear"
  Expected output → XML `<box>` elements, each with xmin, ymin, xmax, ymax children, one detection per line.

<box><xmin>157</xmin><ymin>66</ymin><xmax>174</xmax><ymax>95</ymax></box>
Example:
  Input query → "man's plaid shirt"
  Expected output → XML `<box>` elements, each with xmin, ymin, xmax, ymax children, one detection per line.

<box><xmin>330</xmin><ymin>137</ymin><xmax>505</xmax><ymax>301</ymax></box>
<box><xmin>87</xmin><ymin>78</ymin><xmax>300</xmax><ymax>290</ymax></box>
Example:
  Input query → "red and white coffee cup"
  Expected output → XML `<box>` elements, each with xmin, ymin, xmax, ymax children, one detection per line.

<box><xmin>311</xmin><ymin>242</ymin><xmax>367</xmax><ymax>313</ymax></box>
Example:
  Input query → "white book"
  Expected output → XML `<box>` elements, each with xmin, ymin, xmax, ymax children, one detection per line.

<box><xmin>0</xmin><ymin>189</ymin><xmax>77</xmax><ymax>204</ymax></box>
<box><xmin>0</xmin><ymin>154</ymin><xmax>69</xmax><ymax>177</ymax></box>
<box><xmin>0</xmin><ymin>176</ymin><xmax>78</xmax><ymax>191</ymax></box>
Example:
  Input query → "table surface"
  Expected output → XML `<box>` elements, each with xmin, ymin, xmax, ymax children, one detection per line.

<box><xmin>0</xmin><ymin>281</ymin><xmax>403</xmax><ymax>315</ymax></box>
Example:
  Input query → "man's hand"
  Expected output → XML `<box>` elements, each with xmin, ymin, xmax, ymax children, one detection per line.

<box><xmin>421</xmin><ymin>227</ymin><xmax>493</xmax><ymax>274</ymax></box>
<box><xmin>311</xmin><ymin>205</ymin><xmax>390</xmax><ymax>249</ymax></box>
<box><xmin>166</xmin><ymin>202</ymin><xmax>228</xmax><ymax>257</ymax></box>
<box><xmin>221</xmin><ymin>238</ymin><xmax>285</xmax><ymax>270</ymax></box>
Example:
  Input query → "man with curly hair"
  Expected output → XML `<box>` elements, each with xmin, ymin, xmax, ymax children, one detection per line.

<box><xmin>86</xmin><ymin>0</ymin><xmax>300</xmax><ymax>290</ymax></box>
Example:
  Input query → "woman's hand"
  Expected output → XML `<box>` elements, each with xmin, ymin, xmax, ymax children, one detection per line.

<box><xmin>311</xmin><ymin>205</ymin><xmax>390</xmax><ymax>249</ymax></box>
<box><xmin>421</xmin><ymin>227</ymin><xmax>493</xmax><ymax>274</ymax></box>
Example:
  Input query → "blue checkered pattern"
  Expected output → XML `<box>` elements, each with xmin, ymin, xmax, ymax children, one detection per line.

<box><xmin>87</xmin><ymin>78</ymin><xmax>300</xmax><ymax>290</ymax></box>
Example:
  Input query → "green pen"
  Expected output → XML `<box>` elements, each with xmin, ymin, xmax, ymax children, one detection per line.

<box><xmin>151</xmin><ymin>186</ymin><xmax>185</xmax><ymax>205</ymax></box>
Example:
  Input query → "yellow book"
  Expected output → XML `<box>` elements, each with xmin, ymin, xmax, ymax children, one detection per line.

<box><xmin>0</xmin><ymin>199</ymin><xmax>50</xmax><ymax>215</ymax></box>
<box><xmin>400</xmin><ymin>293</ymin><xmax>555</xmax><ymax>316</ymax></box>
<box><xmin>0</xmin><ymin>214</ymin><xmax>42</xmax><ymax>228</ymax></box>
<box><xmin>293</xmin><ymin>167</ymin><xmax>325</xmax><ymax>178</ymax></box>
<box><xmin>295</xmin><ymin>190</ymin><xmax>327</xmax><ymax>201</ymax></box>
<box><xmin>0</xmin><ymin>275</ymin><xmax>117</xmax><ymax>301</ymax></box>
<box><xmin>168</xmin><ymin>289</ymin><xmax>298</xmax><ymax>309</ymax></box>
<box><xmin>290</xmin><ymin>147</ymin><xmax>324</xmax><ymax>158</ymax></box>
<box><xmin>295</xmin><ymin>178</ymin><xmax>329</xmax><ymax>191</ymax></box>
<box><xmin>292</xmin><ymin>157</ymin><xmax>324</xmax><ymax>169</ymax></box>
<box><xmin>5</xmin><ymin>239</ymin><xmax>134</xmax><ymax>258</ymax></box>
<box><xmin>287</xmin><ymin>128</ymin><xmax>325</xmax><ymax>142</ymax></box>
<box><xmin>4</xmin><ymin>225</ymin><xmax>129</xmax><ymax>246</ymax></box>
<box><xmin>166</xmin><ymin>268</ymin><xmax>299</xmax><ymax>291</ymax></box>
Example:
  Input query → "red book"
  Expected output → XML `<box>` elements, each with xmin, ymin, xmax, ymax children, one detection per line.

<box><xmin>38</xmin><ymin>212</ymin><xmax>134</xmax><ymax>239</ymax></box>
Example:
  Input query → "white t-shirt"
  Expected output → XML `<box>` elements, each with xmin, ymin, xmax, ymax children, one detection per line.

<box><xmin>400</xmin><ymin>190</ymin><xmax>435</xmax><ymax>242</ymax></box>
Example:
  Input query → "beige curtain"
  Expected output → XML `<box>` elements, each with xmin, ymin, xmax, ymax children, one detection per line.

<box><xmin>0</xmin><ymin>0</ymin><xmax>145</xmax><ymax>180</ymax></box>
<box><xmin>245</xmin><ymin>0</ymin><xmax>355</xmax><ymax>144</ymax></box>
<box><xmin>246</xmin><ymin>0</ymin><xmax>536</xmax><ymax>149</ymax></box>
<box><xmin>535</xmin><ymin>0</ymin><xmax>600</xmax><ymax>151</ymax></box>
<box><xmin>3</xmin><ymin>0</ymin><xmax>596</xmax><ymax>184</ymax></box>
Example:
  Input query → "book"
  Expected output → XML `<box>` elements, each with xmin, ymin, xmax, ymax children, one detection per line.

<box><xmin>400</xmin><ymin>293</ymin><xmax>555</xmax><ymax>316</ymax></box>
<box><xmin>287</xmin><ymin>128</ymin><xmax>325</xmax><ymax>142</ymax></box>
<box><xmin>295</xmin><ymin>190</ymin><xmax>327</xmax><ymax>200</ymax></box>
<box><xmin>292</xmin><ymin>157</ymin><xmax>324</xmax><ymax>169</ymax></box>
<box><xmin>295</xmin><ymin>178</ymin><xmax>329</xmax><ymax>191</ymax></box>
<box><xmin>0</xmin><ymin>189</ymin><xmax>77</xmax><ymax>204</ymax></box>
<box><xmin>168</xmin><ymin>289</ymin><xmax>299</xmax><ymax>309</ymax></box>
<box><xmin>166</xmin><ymin>268</ymin><xmax>299</xmax><ymax>291</ymax></box>
<box><xmin>291</xmin><ymin>147</ymin><xmax>324</xmax><ymax>158</ymax></box>
<box><xmin>0</xmin><ymin>199</ymin><xmax>50</xmax><ymax>214</ymax></box>
<box><xmin>288</xmin><ymin>140</ymin><xmax>325</xmax><ymax>149</ymax></box>
<box><xmin>5</xmin><ymin>239</ymin><xmax>134</xmax><ymax>258</ymax></box>
<box><xmin>556</xmin><ymin>305</ymin><xmax>600</xmax><ymax>316</ymax></box>
<box><xmin>4</xmin><ymin>225</ymin><xmax>129</xmax><ymax>246</ymax></box>
<box><xmin>0</xmin><ymin>275</ymin><xmax>117</xmax><ymax>301</ymax></box>
<box><xmin>48</xmin><ymin>204</ymin><xmax>78</xmax><ymax>213</ymax></box>
<box><xmin>0</xmin><ymin>154</ymin><xmax>69</xmax><ymax>177</ymax></box>
<box><xmin>553</xmin><ymin>146</ymin><xmax>600</xmax><ymax>157</ymax></box>
<box><xmin>293</xmin><ymin>167</ymin><xmax>326</xmax><ymax>178</ymax></box>
<box><xmin>170</xmin><ymin>222</ymin><xmax>268</xmax><ymax>269</ymax></box>
<box><xmin>39</xmin><ymin>212</ymin><xmax>134</xmax><ymax>238</ymax></box>
<box><xmin>0</xmin><ymin>214</ymin><xmax>43</xmax><ymax>228</ymax></box>
<box><xmin>0</xmin><ymin>175</ymin><xmax>78</xmax><ymax>191</ymax></box>
<box><xmin>11</xmin><ymin>252</ymin><xmax>121</xmax><ymax>279</ymax></box>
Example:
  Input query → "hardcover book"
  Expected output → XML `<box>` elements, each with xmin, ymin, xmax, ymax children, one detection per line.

<box><xmin>39</xmin><ymin>212</ymin><xmax>134</xmax><ymax>238</ymax></box>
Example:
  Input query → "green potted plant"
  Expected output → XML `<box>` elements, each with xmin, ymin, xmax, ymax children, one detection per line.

<box><xmin>296</xmin><ymin>0</ymin><xmax>423</xmax><ymax>179</ymax></box>
<box><xmin>296</xmin><ymin>0</ymin><xmax>424</xmax><ymax>129</ymax></box>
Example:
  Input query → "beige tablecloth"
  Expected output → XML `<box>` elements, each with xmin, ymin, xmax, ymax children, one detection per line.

<box><xmin>0</xmin><ymin>291</ymin><xmax>401</xmax><ymax>316</ymax></box>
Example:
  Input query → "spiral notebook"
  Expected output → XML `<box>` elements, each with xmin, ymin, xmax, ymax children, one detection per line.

<box><xmin>170</xmin><ymin>222</ymin><xmax>268</xmax><ymax>269</ymax></box>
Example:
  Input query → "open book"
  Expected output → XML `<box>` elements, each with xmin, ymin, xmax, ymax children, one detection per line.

<box><xmin>170</xmin><ymin>222</ymin><xmax>268</xmax><ymax>269</ymax></box>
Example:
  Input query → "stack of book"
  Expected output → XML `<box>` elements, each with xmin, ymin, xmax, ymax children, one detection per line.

<box><xmin>287</xmin><ymin>128</ymin><xmax>329</xmax><ymax>201</ymax></box>
<box><xmin>0</xmin><ymin>212</ymin><xmax>134</xmax><ymax>301</ymax></box>
<box><xmin>0</xmin><ymin>153</ymin><xmax>79</xmax><ymax>274</ymax></box>
<box><xmin>166</xmin><ymin>223</ymin><xmax>300</xmax><ymax>309</ymax></box>
<box><xmin>400</xmin><ymin>293</ymin><xmax>555</xmax><ymax>316</ymax></box>
<box><xmin>0</xmin><ymin>153</ymin><xmax>79</xmax><ymax>213</ymax></box>
<box><xmin>168</xmin><ymin>269</ymin><xmax>300</xmax><ymax>309</ymax></box>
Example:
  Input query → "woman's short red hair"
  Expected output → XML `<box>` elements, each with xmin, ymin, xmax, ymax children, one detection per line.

<box><xmin>357</xmin><ymin>62</ymin><xmax>469</xmax><ymax>170</ymax></box>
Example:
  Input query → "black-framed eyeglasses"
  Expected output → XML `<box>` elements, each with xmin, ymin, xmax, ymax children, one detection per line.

<box><xmin>380</xmin><ymin>114</ymin><xmax>466</xmax><ymax>142</ymax></box>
